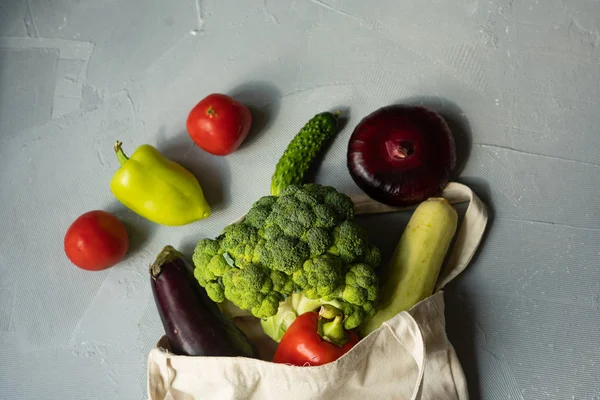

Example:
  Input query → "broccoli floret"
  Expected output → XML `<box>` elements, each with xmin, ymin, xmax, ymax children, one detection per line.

<box><xmin>293</xmin><ymin>189</ymin><xmax>321</xmax><ymax>207</ymax></box>
<box><xmin>220</xmin><ymin>224</ymin><xmax>259</xmax><ymax>255</ymax></box>
<box><xmin>245</xmin><ymin>204</ymin><xmax>273</xmax><ymax>230</ymax></box>
<box><xmin>301</xmin><ymin>183</ymin><xmax>333</xmax><ymax>198</ymax></box>
<box><xmin>270</xmin><ymin>195</ymin><xmax>314</xmax><ymax>238</ymax></box>
<box><xmin>217</xmin><ymin>224</ymin><xmax>261</xmax><ymax>267</ymax></box>
<box><xmin>222</xmin><ymin>264</ymin><xmax>270</xmax><ymax>310</ymax></box>
<box><xmin>193</xmin><ymin>238</ymin><xmax>228</xmax><ymax>286</ymax></box>
<box><xmin>265</xmin><ymin>184</ymin><xmax>352</xmax><ymax>240</ymax></box>
<box><xmin>252</xmin><ymin>239</ymin><xmax>270</xmax><ymax>265</ymax></box>
<box><xmin>193</xmin><ymin>264</ymin><xmax>211</xmax><ymax>286</ymax></box>
<box><xmin>193</xmin><ymin>252</ymin><xmax>214</xmax><ymax>274</ymax></box>
<box><xmin>265</xmin><ymin>236</ymin><xmax>309</xmax><ymax>274</ymax></box>
<box><xmin>342</xmin><ymin>285</ymin><xmax>367</xmax><ymax>306</ymax></box>
<box><xmin>192</xmin><ymin>184</ymin><xmax>381</xmax><ymax>328</ymax></box>
<box><xmin>232</xmin><ymin>244</ymin><xmax>258</xmax><ymax>267</ymax></box>
<box><xmin>329</xmin><ymin>220</ymin><xmax>368</xmax><ymax>263</ymax></box>
<box><xmin>278</xmin><ymin>184</ymin><xmax>301</xmax><ymax>196</ymax></box>
<box><xmin>363</xmin><ymin>244</ymin><xmax>382</xmax><ymax>267</ymax></box>
<box><xmin>194</xmin><ymin>238</ymin><xmax>221</xmax><ymax>256</ymax></box>
<box><xmin>313</xmin><ymin>203</ymin><xmax>338</xmax><ymax>229</ymax></box>
<box><xmin>251</xmin><ymin>292</ymin><xmax>283</xmax><ymax>318</ymax></box>
<box><xmin>271</xmin><ymin>270</ymin><xmax>295</xmax><ymax>296</ymax></box>
<box><xmin>262</xmin><ymin>223</ymin><xmax>284</xmax><ymax>241</ymax></box>
<box><xmin>207</xmin><ymin>254</ymin><xmax>231</xmax><ymax>277</ymax></box>
<box><xmin>362</xmin><ymin>301</ymin><xmax>377</xmax><ymax>319</ymax></box>
<box><xmin>339</xmin><ymin>303</ymin><xmax>366</xmax><ymax>330</ymax></box>
<box><xmin>343</xmin><ymin>263</ymin><xmax>379</xmax><ymax>304</ymax></box>
<box><xmin>256</xmin><ymin>195</ymin><xmax>279</xmax><ymax>208</ymax></box>
<box><xmin>293</xmin><ymin>254</ymin><xmax>343</xmax><ymax>299</ymax></box>
<box><xmin>259</xmin><ymin>274</ymin><xmax>274</xmax><ymax>294</ymax></box>
<box><xmin>324</xmin><ymin>190</ymin><xmax>355</xmax><ymax>221</ymax></box>
<box><xmin>204</xmin><ymin>281</ymin><xmax>225</xmax><ymax>303</ymax></box>
<box><xmin>304</xmin><ymin>227</ymin><xmax>333</xmax><ymax>256</ymax></box>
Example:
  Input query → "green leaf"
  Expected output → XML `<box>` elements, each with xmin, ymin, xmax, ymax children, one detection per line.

<box><xmin>223</xmin><ymin>252</ymin><xmax>236</xmax><ymax>268</ymax></box>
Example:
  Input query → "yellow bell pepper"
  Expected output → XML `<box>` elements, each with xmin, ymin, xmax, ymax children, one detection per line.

<box><xmin>110</xmin><ymin>141</ymin><xmax>210</xmax><ymax>226</ymax></box>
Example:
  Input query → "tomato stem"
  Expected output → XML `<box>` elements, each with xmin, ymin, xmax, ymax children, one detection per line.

<box><xmin>114</xmin><ymin>141</ymin><xmax>129</xmax><ymax>166</ymax></box>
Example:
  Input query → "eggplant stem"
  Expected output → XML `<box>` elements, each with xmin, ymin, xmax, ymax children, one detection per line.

<box><xmin>150</xmin><ymin>245</ymin><xmax>183</xmax><ymax>278</ymax></box>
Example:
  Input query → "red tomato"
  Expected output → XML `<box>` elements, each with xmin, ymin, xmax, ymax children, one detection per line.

<box><xmin>64</xmin><ymin>210</ymin><xmax>129</xmax><ymax>271</ymax></box>
<box><xmin>186</xmin><ymin>93</ymin><xmax>252</xmax><ymax>156</ymax></box>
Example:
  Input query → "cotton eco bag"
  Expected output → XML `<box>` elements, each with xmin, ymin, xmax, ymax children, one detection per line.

<box><xmin>147</xmin><ymin>182</ymin><xmax>488</xmax><ymax>400</ymax></box>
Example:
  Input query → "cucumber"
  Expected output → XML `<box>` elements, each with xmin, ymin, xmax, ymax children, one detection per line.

<box><xmin>270</xmin><ymin>111</ymin><xmax>340</xmax><ymax>196</ymax></box>
<box><xmin>358</xmin><ymin>197</ymin><xmax>458</xmax><ymax>337</ymax></box>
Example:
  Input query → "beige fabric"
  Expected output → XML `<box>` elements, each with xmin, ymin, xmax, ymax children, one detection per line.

<box><xmin>147</xmin><ymin>182</ymin><xmax>488</xmax><ymax>400</ymax></box>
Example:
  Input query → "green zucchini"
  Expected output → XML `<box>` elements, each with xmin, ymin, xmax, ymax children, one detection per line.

<box><xmin>270</xmin><ymin>111</ymin><xmax>340</xmax><ymax>196</ymax></box>
<box><xmin>358</xmin><ymin>197</ymin><xmax>458</xmax><ymax>337</ymax></box>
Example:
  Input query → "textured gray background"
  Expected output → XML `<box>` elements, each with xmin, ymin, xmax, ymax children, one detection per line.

<box><xmin>1</xmin><ymin>0</ymin><xmax>599</xmax><ymax>399</ymax></box>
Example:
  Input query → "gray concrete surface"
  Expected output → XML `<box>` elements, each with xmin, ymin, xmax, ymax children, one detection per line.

<box><xmin>1</xmin><ymin>0</ymin><xmax>599</xmax><ymax>399</ymax></box>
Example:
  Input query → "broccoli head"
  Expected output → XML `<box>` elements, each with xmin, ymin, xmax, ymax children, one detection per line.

<box><xmin>192</xmin><ymin>184</ymin><xmax>381</xmax><ymax>331</ymax></box>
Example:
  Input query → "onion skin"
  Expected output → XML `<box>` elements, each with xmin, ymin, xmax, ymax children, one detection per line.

<box><xmin>347</xmin><ymin>105</ymin><xmax>456</xmax><ymax>207</ymax></box>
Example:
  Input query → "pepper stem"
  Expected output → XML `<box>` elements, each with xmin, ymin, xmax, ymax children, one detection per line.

<box><xmin>318</xmin><ymin>305</ymin><xmax>348</xmax><ymax>347</ymax></box>
<box><xmin>114</xmin><ymin>141</ymin><xmax>129</xmax><ymax>166</ymax></box>
<box><xmin>319</xmin><ymin>304</ymin><xmax>342</xmax><ymax>319</ymax></box>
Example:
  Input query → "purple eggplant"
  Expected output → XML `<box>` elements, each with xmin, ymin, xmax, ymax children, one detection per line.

<box><xmin>150</xmin><ymin>245</ymin><xmax>258</xmax><ymax>358</ymax></box>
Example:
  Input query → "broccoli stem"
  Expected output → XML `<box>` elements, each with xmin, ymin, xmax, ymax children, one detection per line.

<box><xmin>318</xmin><ymin>305</ymin><xmax>348</xmax><ymax>347</ymax></box>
